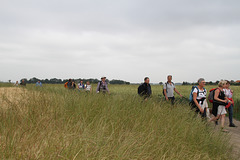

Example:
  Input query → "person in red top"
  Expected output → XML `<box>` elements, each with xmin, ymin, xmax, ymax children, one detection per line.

<box><xmin>209</xmin><ymin>80</ymin><xmax>233</xmax><ymax>132</ymax></box>
<box><xmin>223</xmin><ymin>80</ymin><xmax>237</xmax><ymax>127</ymax></box>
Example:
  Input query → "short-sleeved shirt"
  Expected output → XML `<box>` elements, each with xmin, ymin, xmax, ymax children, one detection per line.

<box><xmin>85</xmin><ymin>85</ymin><xmax>91</xmax><ymax>91</ymax></box>
<box><xmin>78</xmin><ymin>83</ymin><xmax>85</xmax><ymax>89</ymax></box>
<box><xmin>36</xmin><ymin>82</ymin><xmax>42</xmax><ymax>87</ymax></box>
<box><xmin>163</xmin><ymin>82</ymin><xmax>175</xmax><ymax>97</ymax></box>
<box><xmin>96</xmin><ymin>81</ymin><xmax>109</xmax><ymax>93</ymax></box>
<box><xmin>192</xmin><ymin>88</ymin><xmax>207</xmax><ymax>100</ymax></box>
<box><xmin>223</xmin><ymin>89</ymin><xmax>232</xmax><ymax>98</ymax></box>
<box><xmin>192</xmin><ymin>87</ymin><xmax>207</xmax><ymax>107</ymax></box>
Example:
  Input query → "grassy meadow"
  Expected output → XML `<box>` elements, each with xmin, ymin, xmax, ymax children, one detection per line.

<box><xmin>0</xmin><ymin>83</ymin><xmax>239</xmax><ymax>159</ymax></box>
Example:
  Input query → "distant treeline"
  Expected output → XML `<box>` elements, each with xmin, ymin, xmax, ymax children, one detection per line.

<box><xmin>19</xmin><ymin>77</ymin><xmax>130</xmax><ymax>85</ymax></box>
<box><xmin>182</xmin><ymin>80</ymin><xmax>240</xmax><ymax>86</ymax></box>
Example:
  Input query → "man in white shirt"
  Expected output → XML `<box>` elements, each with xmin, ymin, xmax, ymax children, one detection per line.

<box><xmin>163</xmin><ymin>75</ymin><xmax>182</xmax><ymax>104</ymax></box>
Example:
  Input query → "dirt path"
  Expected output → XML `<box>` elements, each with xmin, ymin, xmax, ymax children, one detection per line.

<box><xmin>209</xmin><ymin>114</ymin><xmax>240</xmax><ymax>159</ymax></box>
<box><xmin>223</xmin><ymin>118</ymin><xmax>240</xmax><ymax>159</ymax></box>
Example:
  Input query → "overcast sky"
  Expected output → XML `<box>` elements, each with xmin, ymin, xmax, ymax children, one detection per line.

<box><xmin>0</xmin><ymin>0</ymin><xmax>239</xmax><ymax>83</ymax></box>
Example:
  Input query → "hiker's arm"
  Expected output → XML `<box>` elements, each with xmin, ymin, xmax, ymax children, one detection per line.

<box><xmin>214</xmin><ymin>90</ymin><xmax>228</xmax><ymax>103</ymax></box>
<box><xmin>193</xmin><ymin>92</ymin><xmax>204</xmax><ymax>113</ymax></box>
<box><xmin>96</xmin><ymin>83</ymin><xmax>100</xmax><ymax>93</ymax></box>
<box><xmin>164</xmin><ymin>89</ymin><xmax>168</xmax><ymax>100</ymax></box>
<box><xmin>174</xmin><ymin>88</ymin><xmax>182</xmax><ymax>97</ymax></box>
<box><xmin>106</xmin><ymin>84</ymin><xmax>110</xmax><ymax>94</ymax></box>
<box><xmin>225</xmin><ymin>96</ymin><xmax>233</xmax><ymax>104</ymax></box>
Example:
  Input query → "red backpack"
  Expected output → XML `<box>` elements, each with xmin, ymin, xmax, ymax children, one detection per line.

<box><xmin>208</xmin><ymin>88</ymin><xmax>220</xmax><ymax>103</ymax></box>
<box><xmin>64</xmin><ymin>82</ymin><xmax>68</xmax><ymax>88</ymax></box>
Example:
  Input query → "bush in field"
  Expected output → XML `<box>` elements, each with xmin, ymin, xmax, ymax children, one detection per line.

<box><xmin>0</xmin><ymin>84</ymin><xmax>235</xmax><ymax>159</ymax></box>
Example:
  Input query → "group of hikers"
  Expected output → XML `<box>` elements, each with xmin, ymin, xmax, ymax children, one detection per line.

<box><xmin>138</xmin><ymin>75</ymin><xmax>237</xmax><ymax>132</ymax></box>
<box><xmin>14</xmin><ymin>75</ymin><xmax>237</xmax><ymax>132</ymax></box>
<box><xmin>64</xmin><ymin>76</ymin><xmax>109</xmax><ymax>93</ymax></box>
<box><xmin>14</xmin><ymin>80</ymin><xmax>27</xmax><ymax>87</ymax></box>
<box><xmin>14</xmin><ymin>80</ymin><xmax>42</xmax><ymax>87</ymax></box>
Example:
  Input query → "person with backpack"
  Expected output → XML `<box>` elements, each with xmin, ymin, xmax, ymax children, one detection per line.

<box><xmin>67</xmin><ymin>79</ymin><xmax>75</xmax><ymax>89</ymax></box>
<box><xmin>85</xmin><ymin>81</ymin><xmax>92</xmax><ymax>92</ymax></box>
<box><xmin>78</xmin><ymin>80</ymin><xmax>85</xmax><ymax>91</ymax></box>
<box><xmin>96</xmin><ymin>76</ymin><xmax>109</xmax><ymax>94</ymax></box>
<box><xmin>209</xmin><ymin>80</ymin><xmax>232</xmax><ymax>132</ymax></box>
<box><xmin>223</xmin><ymin>80</ymin><xmax>237</xmax><ymax>127</ymax></box>
<box><xmin>20</xmin><ymin>79</ymin><xmax>26</xmax><ymax>87</ymax></box>
<box><xmin>138</xmin><ymin>77</ymin><xmax>152</xmax><ymax>99</ymax></box>
<box><xmin>72</xmin><ymin>80</ymin><xmax>76</xmax><ymax>90</ymax></box>
<box><xmin>189</xmin><ymin>78</ymin><xmax>208</xmax><ymax>117</ymax></box>
<box><xmin>64</xmin><ymin>79</ymin><xmax>70</xmax><ymax>88</ymax></box>
<box><xmin>163</xmin><ymin>75</ymin><xmax>182</xmax><ymax>104</ymax></box>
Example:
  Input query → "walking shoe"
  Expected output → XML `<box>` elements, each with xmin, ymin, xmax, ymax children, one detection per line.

<box><xmin>229</xmin><ymin>123</ymin><xmax>237</xmax><ymax>127</ymax></box>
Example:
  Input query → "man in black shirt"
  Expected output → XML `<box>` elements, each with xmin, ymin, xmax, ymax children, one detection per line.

<box><xmin>138</xmin><ymin>77</ymin><xmax>152</xmax><ymax>99</ymax></box>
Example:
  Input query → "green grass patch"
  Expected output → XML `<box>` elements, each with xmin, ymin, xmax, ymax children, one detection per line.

<box><xmin>0</xmin><ymin>82</ymin><xmax>14</xmax><ymax>88</ymax></box>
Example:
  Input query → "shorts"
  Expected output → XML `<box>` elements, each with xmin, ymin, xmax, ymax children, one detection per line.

<box><xmin>168</xmin><ymin>97</ymin><xmax>175</xmax><ymax>105</ymax></box>
<box><xmin>217</xmin><ymin>105</ymin><xmax>227</xmax><ymax>115</ymax></box>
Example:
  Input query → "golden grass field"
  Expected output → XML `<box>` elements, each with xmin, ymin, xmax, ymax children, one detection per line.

<box><xmin>0</xmin><ymin>83</ymin><xmax>240</xmax><ymax>159</ymax></box>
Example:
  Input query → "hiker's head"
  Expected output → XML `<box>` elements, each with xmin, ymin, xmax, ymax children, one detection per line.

<box><xmin>101</xmin><ymin>77</ymin><xmax>106</xmax><ymax>82</ymax></box>
<box><xmin>144</xmin><ymin>77</ymin><xmax>150</xmax><ymax>84</ymax></box>
<box><xmin>167</xmin><ymin>75</ymin><xmax>172</xmax><ymax>82</ymax></box>
<box><xmin>38</xmin><ymin>81</ymin><xmax>40</xmax><ymax>83</ymax></box>
<box><xmin>86</xmin><ymin>81</ymin><xmax>90</xmax><ymax>85</ymax></box>
<box><xmin>69</xmin><ymin>79</ymin><xmax>72</xmax><ymax>82</ymax></box>
<box><xmin>198</xmin><ymin>78</ymin><xmax>206</xmax><ymax>87</ymax></box>
<box><xmin>226</xmin><ymin>80</ymin><xmax>230</xmax><ymax>88</ymax></box>
<box><xmin>80</xmin><ymin>81</ymin><xmax>83</xmax><ymax>84</ymax></box>
<box><xmin>218</xmin><ymin>80</ymin><xmax>227</xmax><ymax>88</ymax></box>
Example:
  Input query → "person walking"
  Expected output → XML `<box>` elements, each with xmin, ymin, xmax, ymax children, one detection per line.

<box><xmin>36</xmin><ymin>81</ymin><xmax>42</xmax><ymax>87</ymax></box>
<box><xmin>20</xmin><ymin>79</ymin><xmax>26</xmax><ymax>87</ymax></box>
<box><xmin>72</xmin><ymin>80</ymin><xmax>76</xmax><ymax>90</ymax></box>
<box><xmin>223</xmin><ymin>80</ymin><xmax>237</xmax><ymax>127</ymax></box>
<box><xmin>67</xmin><ymin>79</ymin><xmax>74</xmax><ymax>89</ymax></box>
<box><xmin>209</xmin><ymin>80</ymin><xmax>231</xmax><ymax>132</ymax></box>
<box><xmin>85</xmin><ymin>81</ymin><xmax>92</xmax><ymax>92</ymax></box>
<box><xmin>190</xmin><ymin>78</ymin><xmax>208</xmax><ymax>118</ymax></box>
<box><xmin>96</xmin><ymin>76</ymin><xmax>109</xmax><ymax>94</ymax></box>
<box><xmin>138</xmin><ymin>77</ymin><xmax>152</xmax><ymax>100</ymax></box>
<box><xmin>78</xmin><ymin>80</ymin><xmax>85</xmax><ymax>91</ymax></box>
<box><xmin>14</xmin><ymin>81</ymin><xmax>19</xmax><ymax>87</ymax></box>
<box><xmin>163</xmin><ymin>75</ymin><xmax>182</xmax><ymax>104</ymax></box>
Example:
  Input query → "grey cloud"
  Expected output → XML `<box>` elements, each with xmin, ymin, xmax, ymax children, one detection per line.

<box><xmin>0</xmin><ymin>0</ymin><xmax>240</xmax><ymax>83</ymax></box>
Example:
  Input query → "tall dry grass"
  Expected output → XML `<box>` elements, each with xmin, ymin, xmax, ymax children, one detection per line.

<box><xmin>0</xmin><ymin>84</ymin><xmax>234</xmax><ymax>159</ymax></box>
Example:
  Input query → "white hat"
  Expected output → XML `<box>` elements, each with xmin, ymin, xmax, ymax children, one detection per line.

<box><xmin>101</xmin><ymin>76</ymin><xmax>106</xmax><ymax>79</ymax></box>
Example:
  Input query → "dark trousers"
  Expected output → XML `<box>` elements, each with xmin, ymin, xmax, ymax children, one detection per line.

<box><xmin>228</xmin><ymin>104</ymin><xmax>233</xmax><ymax>125</ymax></box>
<box><xmin>168</xmin><ymin>97</ymin><xmax>175</xmax><ymax>105</ymax></box>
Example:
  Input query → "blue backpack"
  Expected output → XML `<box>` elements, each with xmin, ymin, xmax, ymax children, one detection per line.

<box><xmin>189</xmin><ymin>86</ymin><xmax>206</xmax><ymax>102</ymax></box>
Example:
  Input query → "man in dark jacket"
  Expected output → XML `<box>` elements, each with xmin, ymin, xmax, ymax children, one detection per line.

<box><xmin>138</xmin><ymin>77</ymin><xmax>152</xmax><ymax>99</ymax></box>
<box><xmin>20</xmin><ymin>79</ymin><xmax>26</xmax><ymax>87</ymax></box>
